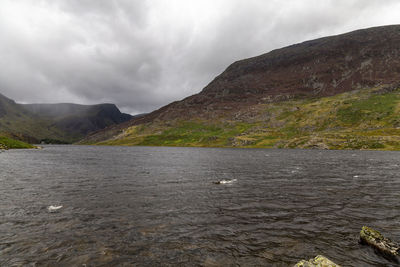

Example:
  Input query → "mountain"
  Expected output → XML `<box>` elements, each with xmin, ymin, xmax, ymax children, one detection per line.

<box><xmin>0</xmin><ymin>93</ymin><xmax>132</xmax><ymax>143</ymax></box>
<box><xmin>23</xmin><ymin>103</ymin><xmax>132</xmax><ymax>137</ymax></box>
<box><xmin>0</xmin><ymin>93</ymin><xmax>63</xmax><ymax>143</ymax></box>
<box><xmin>79</xmin><ymin>25</ymin><xmax>400</xmax><ymax>149</ymax></box>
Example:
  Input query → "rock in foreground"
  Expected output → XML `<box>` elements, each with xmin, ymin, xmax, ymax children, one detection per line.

<box><xmin>294</xmin><ymin>255</ymin><xmax>340</xmax><ymax>267</ymax></box>
<box><xmin>360</xmin><ymin>226</ymin><xmax>399</xmax><ymax>257</ymax></box>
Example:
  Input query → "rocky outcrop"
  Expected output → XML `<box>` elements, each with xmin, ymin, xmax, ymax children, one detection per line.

<box><xmin>360</xmin><ymin>226</ymin><xmax>399</xmax><ymax>257</ymax></box>
<box><xmin>0</xmin><ymin>143</ymin><xmax>8</xmax><ymax>150</ymax></box>
<box><xmin>294</xmin><ymin>255</ymin><xmax>340</xmax><ymax>267</ymax></box>
<box><xmin>229</xmin><ymin>136</ymin><xmax>256</xmax><ymax>147</ymax></box>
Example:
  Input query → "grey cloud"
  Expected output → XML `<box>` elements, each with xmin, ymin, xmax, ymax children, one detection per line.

<box><xmin>0</xmin><ymin>0</ymin><xmax>399</xmax><ymax>114</ymax></box>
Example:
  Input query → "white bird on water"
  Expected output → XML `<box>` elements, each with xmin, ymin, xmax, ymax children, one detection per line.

<box><xmin>48</xmin><ymin>205</ymin><xmax>63</xmax><ymax>212</ymax></box>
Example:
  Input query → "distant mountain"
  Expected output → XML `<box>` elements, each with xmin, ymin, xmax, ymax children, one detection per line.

<box><xmin>0</xmin><ymin>93</ymin><xmax>132</xmax><ymax>143</ymax></box>
<box><xmin>81</xmin><ymin>25</ymin><xmax>400</xmax><ymax>150</ymax></box>
<box><xmin>0</xmin><ymin>93</ymin><xmax>61</xmax><ymax>143</ymax></box>
<box><xmin>23</xmin><ymin>103</ymin><xmax>132</xmax><ymax>137</ymax></box>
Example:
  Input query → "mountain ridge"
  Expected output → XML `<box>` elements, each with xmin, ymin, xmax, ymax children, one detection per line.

<box><xmin>80</xmin><ymin>25</ymin><xmax>400</xmax><ymax>150</ymax></box>
<box><xmin>108</xmin><ymin>25</ymin><xmax>400</xmax><ymax>125</ymax></box>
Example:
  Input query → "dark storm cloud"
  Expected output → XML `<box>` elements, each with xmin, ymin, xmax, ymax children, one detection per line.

<box><xmin>1</xmin><ymin>0</ymin><xmax>399</xmax><ymax>114</ymax></box>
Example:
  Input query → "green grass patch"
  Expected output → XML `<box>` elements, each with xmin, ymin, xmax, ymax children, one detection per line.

<box><xmin>336</xmin><ymin>93</ymin><xmax>399</xmax><ymax>124</ymax></box>
<box><xmin>92</xmin><ymin>87</ymin><xmax>400</xmax><ymax>150</ymax></box>
<box><xmin>0</xmin><ymin>136</ymin><xmax>35</xmax><ymax>149</ymax></box>
<box><xmin>136</xmin><ymin>121</ymin><xmax>254</xmax><ymax>147</ymax></box>
<box><xmin>281</xmin><ymin>125</ymin><xmax>302</xmax><ymax>138</ymax></box>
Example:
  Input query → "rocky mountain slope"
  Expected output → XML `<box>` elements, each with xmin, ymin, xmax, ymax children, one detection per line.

<box><xmin>79</xmin><ymin>25</ymin><xmax>400</xmax><ymax>149</ymax></box>
<box><xmin>120</xmin><ymin>24</ymin><xmax>400</xmax><ymax>123</ymax></box>
<box><xmin>81</xmin><ymin>85</ymin><xmax>400</xmax><ymax>150</ymax></box>
<box><xmin>0</xmin><ymin>93</ymin><xmax>132</xmax><ymax>143</ymax></box>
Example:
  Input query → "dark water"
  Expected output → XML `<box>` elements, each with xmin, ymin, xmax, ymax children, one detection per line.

<box><xmin>1</xmin><ymin>146</ymin><xmax>400</xmax><ymax>266</ymax></box>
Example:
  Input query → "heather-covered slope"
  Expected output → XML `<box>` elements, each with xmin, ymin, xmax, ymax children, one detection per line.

<box><xmin>125</xmin><ymin>25</ymin><xmax>400</xmax><ymax>123</ymax></box>
<box><xmin>78</xmin><ymin>25</ymin><xmax>400</xmax><ymax>149</ymax></box>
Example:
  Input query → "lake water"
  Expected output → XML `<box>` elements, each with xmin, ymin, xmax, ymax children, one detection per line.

<box><xmin>1</xmin><ymin>146</ymin><xmax>400</xmax><ymax>266</ymax></box>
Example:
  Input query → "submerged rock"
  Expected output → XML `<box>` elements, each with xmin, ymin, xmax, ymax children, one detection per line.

<box><xmin>294</xmin><ymin>255</ymin><xmax>340</xmax><ymax>267</ymax></box>
<box><xmin>360</xmin><ymin>226</ymin><xmax>399</xmax><ymax>257</ymax></box>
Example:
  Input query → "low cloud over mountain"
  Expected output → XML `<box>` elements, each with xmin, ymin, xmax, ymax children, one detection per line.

<box><xmin>1</xmin><ymin>0</ymin><xmax>399</xmax><ymax>114</ymax></box>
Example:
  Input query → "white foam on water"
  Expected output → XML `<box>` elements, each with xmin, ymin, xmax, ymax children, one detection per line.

<box><xmin>48</xmin><ymin>205</ymin><xmax>63</xmax><ymax>212</ymax></box>
<box><xmin>217</xmin><ymin>179</ymin><xmax>237</xmax><ymax>184</ymax></box>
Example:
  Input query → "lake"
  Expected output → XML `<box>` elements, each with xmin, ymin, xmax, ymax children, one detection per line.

<box><xmin>1</xmin><ymin>145</ymin><xmax>400</xmax><ymax>266</ymax></box>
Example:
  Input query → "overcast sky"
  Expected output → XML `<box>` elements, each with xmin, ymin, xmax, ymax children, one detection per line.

<box><xmin>1</xmin><ymin>0</ymin><xmax>399</xmax><ymax>114</ymax></box>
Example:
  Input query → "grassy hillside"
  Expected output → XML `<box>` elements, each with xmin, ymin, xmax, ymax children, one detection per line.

<box><xmin>0</xmin><ymin>93</ymin><xmax>132</xmax><ymax>144</ymax></box>
<box><xmin>0</xmin><ymin>114</ymin><xmax>77</xmax><ymax>143</ymax></box>
<box><xmin>0</xmin><ymin>93</ymin><xmax>75</xmax><ymax>143</ymax></box>
<box><xmin>84</xmin><ymin>86</ymin><xmax>400</xmax><ymax>150</ymax></box>
<box><xmin>0</xmin><ymin>136</ymin><xmax>35</xmax><ymax>149</ymax></box>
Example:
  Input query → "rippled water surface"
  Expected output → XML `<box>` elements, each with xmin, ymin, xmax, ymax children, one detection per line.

<box><xmin>1</xmin><ymin>146</ymin><xmax>400</xmax><ymax>266</ymax></box>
